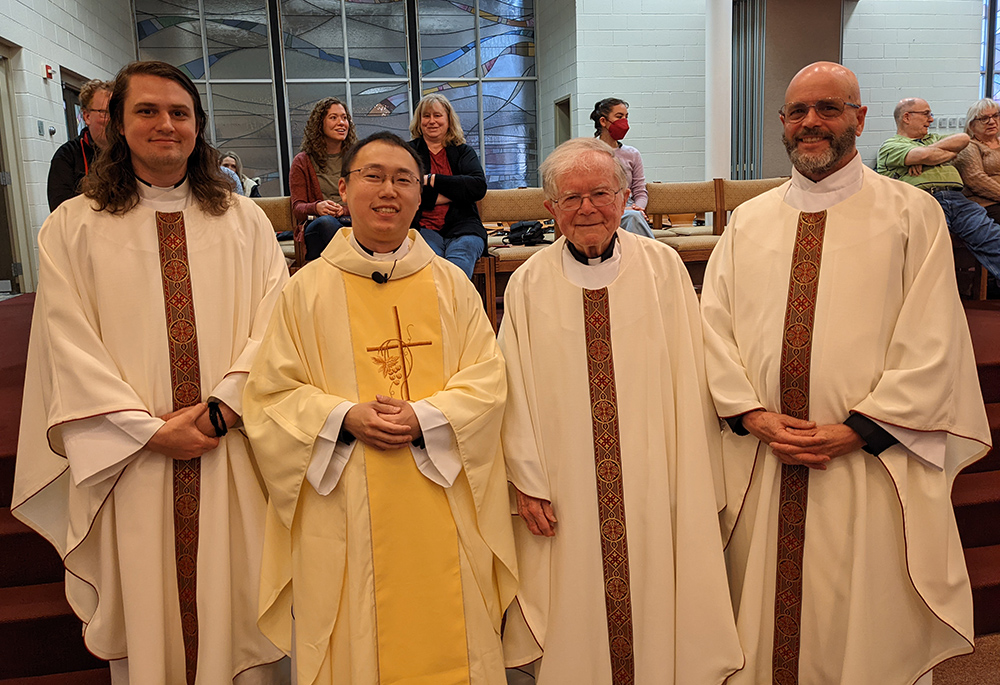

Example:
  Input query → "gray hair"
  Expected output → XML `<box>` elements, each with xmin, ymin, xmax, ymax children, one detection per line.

<box><xmin>893</xmin><ymin>97</ymin><xmax>923</xmax><ymax>126</ymax></box>
<box><xmin>966</xmin><ymin>98</ymin><xmax>1000</xmax><ymax>136</ymax></box>
<box><xmin>539</xmin><ymin>137</ymin><xmax>629</xmax><ymax>199</ymax></box>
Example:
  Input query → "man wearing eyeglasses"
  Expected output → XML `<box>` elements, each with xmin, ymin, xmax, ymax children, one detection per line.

<box><xmin>702</xmin><ymin>63</ymin><xmax>989</xmax><ymax>685</ymax></box>
<box><xmin>499</xmin><ymin>137</ymin><xmax>742</xmax><ymax>684</ymax></box>
<box><xmin>244</xmin><ymin>131</ymin><xmax>517</xmax><ymax>684</ymax></box>
<box><xmin>877</xmin><ymin>97</ymin><xmax>1000</xmax><ymax>281</ymax></box>
<box><xmin>46</xmin><ymin>78</ymin><xmax>113</xmax><ymax>211</ymax></box>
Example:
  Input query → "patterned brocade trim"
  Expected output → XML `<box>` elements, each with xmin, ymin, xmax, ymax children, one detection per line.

<box><xmin>772</xmin><ymin>211</ymin><xmax>827</xmax><ymax>685</ymax></box>
<box><xmin>582</xmin><ymin>288</ymin><xmax>635</xmax><ymax>685</ymax></box>
<box><xmin>156</xmin><ymin>211</ymin><xmax>202</xmax><ymax>685</ymax></box>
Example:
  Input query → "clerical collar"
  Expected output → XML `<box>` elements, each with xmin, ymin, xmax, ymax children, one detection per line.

<box><xmin>349</xmin><ymin>232</ymin><xmax>410</xmax><ymax>261</ymax></box>
<box><xmin>783</xmin><ymin>151</ymin><xmax>864</xmax><ymax>212</ymax></box>
<box><xmin>135</xmin><ymin>174</ymin><xmax>187</xmax><ymax>190</ymax></box>
<box><xmin>136</xmin><ymin>176</ymin><xmax>192</xmax><ymax>212</ymax></box>
<box><xmin>567</xmin><ymin>232</ymin><xmax>618</xmax><ymax>265</ymax></box>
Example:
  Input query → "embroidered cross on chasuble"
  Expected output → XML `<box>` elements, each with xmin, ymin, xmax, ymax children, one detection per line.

<box><xmin>772</xmin><ymin>211</ymin><xmax>827</xmax><ymax>685</ymax></box>
<box><xmin>582</xmin><ymin>288</ymin><xmax>635</xmax><ymax>685</ymax></box>
<box><xmin>343</xmin><ymin>268</ymin><xmax>470</xmax><ymax>685</ymax></box>
<box><xmin>155</xmin><ymin>211</ymin><xmax>202</xmax><ymax>685</ymax></box>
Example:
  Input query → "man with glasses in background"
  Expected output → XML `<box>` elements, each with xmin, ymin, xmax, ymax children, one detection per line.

<box><xmin>47</xmin><ymin>78</ymin><xmax>112</xmax><ymax>211</ymax></box>
<box><xmin>878</xmin><ymin>96</ymin><xmax>1000</xmax><ymax>280</ymax></box>
<box><xmin>500</xmin><ymin>137</ymin><xmax>742</xmax><ymax>684</ymax></box>
<box><xmin>244</xmin><ymin>131</ymin><xmax>517</xmax><ymax>684</ymax></box>
<box><xmin>702</xmin><ymin>62</ymin><xmax>989</xmax><ymax>685</ymax></box>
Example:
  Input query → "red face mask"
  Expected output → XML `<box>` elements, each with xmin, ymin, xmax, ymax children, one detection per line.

<box><xmin>607</xmin><ymin>117</ymin><xmax>629</xmax><ymax>141</ymax></box>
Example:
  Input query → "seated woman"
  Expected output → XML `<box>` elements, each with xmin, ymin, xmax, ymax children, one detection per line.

<box><xmin>221</xmin><ymin>150</ymin><xmax>261</xmax><ymax>198</ymax></box>
<box><xmin>290</xmin><ymin>97</ymin><xmax>356</xmax><ymax>261</ymax></box>
<box><xmin>955</xmin><ymin>98</ymin><xmax>1000</xmax><ymax>224</ymax></box>
<box><xmin>408</xmin><ymin>94</ymin><xmax>487</xmax><ymax>278</ymax></box>
<box><xmin>591</xmin><ymin>97</ymin><xmax>657</xmax><ymax>238</ymax></box>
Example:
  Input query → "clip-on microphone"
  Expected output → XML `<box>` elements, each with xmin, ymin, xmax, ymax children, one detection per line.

<box><xmin>371</xmin><ymin>259</ymin><xmax>398</xmax><ymax>284</ymax></box>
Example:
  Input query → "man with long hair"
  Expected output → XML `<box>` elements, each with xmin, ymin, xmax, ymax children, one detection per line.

<box><xmin>47</xmin><ymin>78</ymin><xmax>112</xmax><ymax>211</ymax></box>
<box><xmin>13</xmin><ymin>60</ymin><xmax>288</xmax><ymax>683</ymax></box>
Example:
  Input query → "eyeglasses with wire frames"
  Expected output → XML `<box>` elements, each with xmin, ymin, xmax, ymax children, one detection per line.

<box><xmin>550</xmin><ymin>187</ymin><xmax>624</xmax><ymax>212</ymax></box>
<box><xmin>779</xmin><ymin>98</ymin><xmax>861</xmax><ymax>123</ymax></box>
<box><xmin>973</xmin><ymin>112</ymin><xmax>1000</xmax><ymax>124</ymax></box>
<box><xmin>344</xmin><ymin>165</ymin><xmax>421</xmax><ymax>189</ymax></box>
<box><xmin>906</xmin><ymin>109</ymin><xmax>934</xmax><ymax>119</ymax></box>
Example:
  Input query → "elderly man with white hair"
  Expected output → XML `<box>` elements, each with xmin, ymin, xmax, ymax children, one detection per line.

<box><xmin>499</xmin><ymin>137</ymin><xmax>742</xmax><ymax>685</ymax></box>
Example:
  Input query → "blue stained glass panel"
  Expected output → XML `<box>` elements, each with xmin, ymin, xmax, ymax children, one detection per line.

<box><xmin>136</xmin><ymin>0</ymin><xmax>205</xmax><ymax>76</ymax></box>
<box><xmin>282</xmin><ymin>0</ymin><xmax>346</xmax><ymax>80</ymax></box>
<box><xmin>210</xmin><ymin>82</ymin><xmax>280</xmax><ymax>195</ymax></box>
<box><xmin>419</xmin><ymin>0</ymin><xmax>476</xmax><ymax>79</ymax></box>
<box><xmin>345</xmin><ymin>1</ymin><xmax>408</xmax><ymax>79</ymax></box>
<box><xmin>482</xmin><ymin>79</ymin><xmax>536</xmax><ymax>188</ymax></box>
<box><xmin>351</xmin><ymin>81</ymin><xmax>412</xmax><ymax>140</ymax></box>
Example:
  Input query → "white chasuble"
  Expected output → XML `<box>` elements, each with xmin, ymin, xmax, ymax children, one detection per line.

<box><xmin>12</xmin><ymin>185</ymin><xmax>288</xmax><ymax>682</ymax></box>
<box><xmin>243</xmin><ymin>229</ymin><xmax>517</xmax><ymax>685</ymax></box>
<box><xmin>701</xmin><ymin>167</ymin><xmax>991</xmax><ymax>685</ymax></box>
<box><xmin>499</xmin><ymin>231</ymin><xmax>743</xmax><ymax>685</ymax></box>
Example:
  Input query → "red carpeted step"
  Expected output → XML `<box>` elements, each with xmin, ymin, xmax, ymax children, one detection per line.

<box><xmin>961</xmin><ymin>403</ymin><xmax>1000</xmax><ymax>475</ymax></box>
<box><xmin>965</xmin><ymin>544</ymin><xmax>1000</xmax><ymax>636</ymax></box>
<box><xmin>0</xmin><ymin>509</ymin><xmax>63</xmax><ymax>588</ymax></box>
<box><xmin>0</xmin><ymin>668</ymin><xmax>111</xmax><ymax>685</ymax></box>
<box><xmin>953</xmin><ymin>470</ymin><xmax>1000</xmax><ymax>549</ymax></box>
<box><xmin>966</xmin><ymin>303</ymin><xmax>1000</xmax><ymax>405</ymax></box>
<box><xmin>0</xmin><ymin>583</ymin><xmax>106</xmax><ymax>679</ymax></box>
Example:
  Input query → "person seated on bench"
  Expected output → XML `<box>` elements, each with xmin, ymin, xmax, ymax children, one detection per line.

<box><xmin>955</xmin><ymin>98</ymin><xmax>1000</xmax><ymax>224</ymax></box>
<box><xmin>221</xmin><ymin>150</ymin><xmax>261</xmax><ymax>198</ymax></box>
<box><xmin>291</xmin><ymin>97</ymin><xmax>356</xmax><ymax>261</ymax></box>
<box><xmin>591</xmin><ymin>97</ymin><xmax>658</xmax><ymax>238</ymax></box>
<box><xmin>408</xmin><ymin>94</ymin><xmax>487</xmax><ymax>279</ymax></box>
<box><xmin>877</xmin><ymin>97</ymin><xmax>1000</xmax><ymax>281</ymax></box>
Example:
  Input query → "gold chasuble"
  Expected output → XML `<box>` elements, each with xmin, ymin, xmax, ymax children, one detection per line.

<box><xmin>245</xmin><ymin>229</ymin><xmax>517</xmax><ymax>685</ymax></box>
<box><xmin>343</xmin><ymin>272</ymin><xmax>469</xmax><ymax>684</ymax></box>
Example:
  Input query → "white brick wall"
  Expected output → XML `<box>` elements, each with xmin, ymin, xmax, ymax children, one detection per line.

<box><xmin>843</xmin><ymin>0</ymin><xmax>983</xmax><ymax>166</ymax></box>
<box><xmin>537</xmin><ymin>0</ymin><xmax>708</xmax><ymax>183</ymax></box>
<box><xmin>0</xmin><ymin>0</ymin><xmax>135</xmax><ymax>280</ymax></box>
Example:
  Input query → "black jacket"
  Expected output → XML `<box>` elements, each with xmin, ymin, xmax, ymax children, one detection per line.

<box><xmin>409</xmin><ymin>138</ymin><xmax>488</xmax><ymax>246</ymax></box>
<box><xmin>47</xmin><ymin>128</ymin><xmax>97</xmax><ymax>212</ymax></box>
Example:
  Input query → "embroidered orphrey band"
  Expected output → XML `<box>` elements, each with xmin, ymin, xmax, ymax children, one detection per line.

<box><xmin>583</xmin><ymin>287</ymin><xmax>634</xmax><ymax>685</ymax></box>
<box><xmin>771</xmin><ymin>211</ymin><xmax>827</xmax><ymax>685</ymax></box>
<box><xmin>156</xmin><ymin>211</ymin><xmax>202</xmax><ymax>685</ymax></box>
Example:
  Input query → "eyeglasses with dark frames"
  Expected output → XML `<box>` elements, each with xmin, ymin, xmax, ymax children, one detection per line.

<box><xmin>779</xmin><ymin>98</ymin><xmax>861</xmax><ymax>123</ymax></box>
<box><xmin>550</xmin><ymin>188</ymin><xmax>624</xmax><ymax>212</ymax></box>
<box><xmin>344</xmin><ymin>165</ymin><xmax>421</xmax><ymax>189</ymax></box>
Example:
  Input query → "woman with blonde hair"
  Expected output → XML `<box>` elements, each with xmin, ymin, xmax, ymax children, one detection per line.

<box><xmin>956</xmin><ymin>97</ymin><xmax>1000</xmax><ymax>223</ymax></box>
<box><xmin>408</xmin><ymin>93</ymin><xmax>487</xmax><ymax>278</ymax></box>
<box><xmin>291</xmin><ymin>97</ymin><xmax>357</xmax><ymax>260</ymax></box>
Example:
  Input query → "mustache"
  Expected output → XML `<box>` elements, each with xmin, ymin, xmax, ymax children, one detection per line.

<box><xmin>792</xmin><ymin>127</ymin><xmax>834</xmax><ymax>143</ymax></box>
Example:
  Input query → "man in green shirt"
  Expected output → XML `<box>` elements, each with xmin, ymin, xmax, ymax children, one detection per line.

<box><xmin>877</xmin><ymin>97</ymin><xmax>1000</xmax><ymax>279</ymax></box>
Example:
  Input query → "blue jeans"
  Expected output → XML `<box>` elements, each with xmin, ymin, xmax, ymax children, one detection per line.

<box><xmin>418</xmin><ymin>229</ymin><xmax>484</xmax><ymax>279</ymax></box>
<box><xmin>934</xmin><ymin>190</ymin><xmax>1000</xmax><ymax>280</ymax></box>
<box><xmin>620</xmin><ymin>208</ymin><xmax>654</xmax><ymax>238</ymax></box>
<box><xmin>304</xmin><ymin>215</ymin><xmax>344</xmax><ymax>262</ymax></box>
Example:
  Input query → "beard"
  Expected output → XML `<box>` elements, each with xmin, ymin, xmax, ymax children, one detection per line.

<box><xmin>783</xmin><ymin>125</ymin><xmax>857</xmax><ymax>177</ymax></box>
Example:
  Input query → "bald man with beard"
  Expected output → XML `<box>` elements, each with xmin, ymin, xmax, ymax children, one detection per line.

<box><xmin>702</xmin><ymin>62</ymin><xmax>990</xmax><ymax>685</ymax></box>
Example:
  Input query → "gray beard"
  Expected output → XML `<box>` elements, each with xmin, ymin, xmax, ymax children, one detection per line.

<box><xmin>783</xmin><ymin>125</ymin><xmax>857</xmax><ymax>177</ymax></box>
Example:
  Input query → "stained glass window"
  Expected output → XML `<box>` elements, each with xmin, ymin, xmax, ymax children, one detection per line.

<box><xmin>134</xmin><ymin>0</ymin><xmax>537</xmax><ymax>194</ymax></box>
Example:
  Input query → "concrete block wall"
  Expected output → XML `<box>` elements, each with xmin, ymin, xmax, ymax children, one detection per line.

<box><xmin>843</xmin><ymin>0</ymin><xmax>983</xmax><ymax>166</ymax></box>
<box><xmin>0</xmin><ymin>0</ymin><xmax>135</xmax><ymax>279</ymax></box>
<box><xmin>537</xmin><ymin>0</ymin><xmax>708</xmax><ymax>183</ymax></box>
<box><xmin>536</xmin><ymin>0</ymin><xmax>578</xmax><ymax>163</ymax></box>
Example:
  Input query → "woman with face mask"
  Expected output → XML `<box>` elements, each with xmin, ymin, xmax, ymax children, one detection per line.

<box><xmin>591</xmin><ymin>98</ymin><xmax>659</xmax><ymax>237</ymax></box>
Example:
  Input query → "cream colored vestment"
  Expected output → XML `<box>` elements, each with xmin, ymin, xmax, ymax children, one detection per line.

<box><xmin>243</xmin><ymin>229</ymin><xmax>517</xmax><ymax>685</ymax></box>
<box><xmin>13</xmin><ymin>185</ymin><xmax>288</xmax><ymax>683</ymax></box>
<box><xmin>500</xmin><ymin>231</ymin><xmax>743</xmax><ymax>684</ymax></box>
<box><xmin>701</xmin><ymin>167</ymin><xmax>991</xmax><ymax>685</ymax></box>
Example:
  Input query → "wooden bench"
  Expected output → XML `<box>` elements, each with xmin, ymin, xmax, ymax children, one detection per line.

<box><xmin>252</xmin><ymin>196</ymin><xmax>304</xmax><ymax>270</ymax></box>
